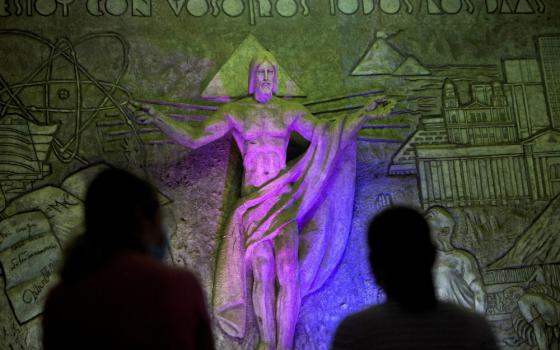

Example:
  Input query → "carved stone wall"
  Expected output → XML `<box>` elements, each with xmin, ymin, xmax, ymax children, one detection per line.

<box><xmin>0</xmin><ymin>1</ymin><xmax>559</xmax><ymax>349</ymax></box>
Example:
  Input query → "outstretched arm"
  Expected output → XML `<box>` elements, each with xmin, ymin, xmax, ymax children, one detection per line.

<box><xmin>129</xmin><ymin>100</ymin><xmax>231</xmax><ymax>149</ymax></box>
<box><xmin>289</xmin><ymin>108</ymin><xmax>317</xmax><ymax>141</ymax></box>
<box><xmin>289</xmin><ymin>97</ymin><xmax>396</xmax><ymax>140</ymax></box>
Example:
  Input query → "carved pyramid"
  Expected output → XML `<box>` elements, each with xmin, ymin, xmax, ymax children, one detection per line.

<box><xmin>202</xmin><ymin>34</ymin><xmax>305</xmax><ymax>99</ymax></box>
<box><xmin>393</xmin><ymin>56</ymin><xmax>431</xmax><ymax>76</ymax></box>
<box><xmin>352</xmin><ymin>38</ymin><xmax>404</xmax><ymax>75</ymax></box>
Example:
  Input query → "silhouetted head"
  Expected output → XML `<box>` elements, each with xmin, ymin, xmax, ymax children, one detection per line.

<box><xmin>84</xmin><ymin>168</ymin><xmax>164</xmax><ymax>252</ymax></box>
<box><xmin>424</xmin><ymin>206</ymin><xmax>455</xmax><ymax>251</ymax></box>
<box><xmin>248</xmin><ymin>52</ymin><xmax>278</xmax><ymax>103</ymax></box>
<box><xmin>368</xmin><ymin>206</ymin><xmax>437</xmax><ymax>308</ymax></box>
<box><xmin>62</xmin><ymin>168</ymin><xmax>166</xmax><ymax>282</ymax></box>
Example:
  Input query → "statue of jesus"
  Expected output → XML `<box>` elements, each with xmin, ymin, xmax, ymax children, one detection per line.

<box><xmin>131</xmin><ymin>52</ymin><xmax>393</xmax><ymax>350</ymax></box>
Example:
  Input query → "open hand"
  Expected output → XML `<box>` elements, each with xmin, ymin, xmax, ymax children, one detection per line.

<box><xmin>365</xmin><ymin>97</ymin><xmax>396</xmax><ymax>118</ymax></box>
<box><xmin>127</xmin><ymin>100</ymin><xmax>159</xmax><ymax>125</ymax></box>
<box><xmin>366</xmin><ymin>97</ymin><xmax>393</xmax><ymax>111</ymax></box>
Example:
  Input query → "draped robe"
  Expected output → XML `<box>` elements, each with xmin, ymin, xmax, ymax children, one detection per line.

<box><xmin>213</xmin><ymin>113</ymin><xmax>366</xmax><ymax>337</ymax></box>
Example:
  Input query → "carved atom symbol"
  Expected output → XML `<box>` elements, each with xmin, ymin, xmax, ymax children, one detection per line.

<box><xmin>0</xmin><ymin>29</ymin><xmax>139</xmax><ymax>164</ymax></box>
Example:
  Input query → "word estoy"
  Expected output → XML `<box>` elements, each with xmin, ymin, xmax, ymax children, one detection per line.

<box><xmin>0</xmin><ymin>0</ymin><xmax>152</xmax><ymax>17</ymax></box>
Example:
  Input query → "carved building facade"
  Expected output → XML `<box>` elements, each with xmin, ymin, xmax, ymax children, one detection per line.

<box><xmin>443</xmin><ymin>80</ymin><xmax>518</xmax><ymax>146</ymax></box>
<box><xmin>391</xmin><ymin>36</ymin><xmax>560</xmax><ymax>208</ymax></box>
<box><xmin>538</xmin><ymin>36</ymin><xmax>560</xmax><ymax>128</ymax></box>
<box><xmin>415</xmin><ymin>131</ymin><xmax>560</xmax><ymax>208</ymax></box>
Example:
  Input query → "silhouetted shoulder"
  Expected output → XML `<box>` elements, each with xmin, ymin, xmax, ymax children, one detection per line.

<box><xmin>114</xmin><ymin>253</ymin><xmax>205</xmax><ymax>301</ymax></box>
<box><xmin>332</xmin><ymin>301</ymin><xmax>498</xmax><ymax>350</ymax></box>
<box><xmin>436</xmin><ymin>301</ymin><xmax>491</xmax><ymax>328</ymax></box>
<box><xmin>159</xmin><ymin>261</ymin><xmax>207</xmax><ymax>302</ymax></box>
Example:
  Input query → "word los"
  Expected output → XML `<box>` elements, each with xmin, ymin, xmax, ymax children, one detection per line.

<box><xmin>0</xmin><ymin>0</ymin><xmax>547</xmax><ymax>19</ymax></box>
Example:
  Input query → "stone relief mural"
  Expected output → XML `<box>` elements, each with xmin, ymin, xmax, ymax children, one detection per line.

<box><xmin>129</xmin><ymin>40</ymin><xmax>396</xmax><ymax>349</ymax></box>
<box><xmin>0</xmin><ymin>3</ymin><xmax>559</xmax><ymax>350</ymax></box>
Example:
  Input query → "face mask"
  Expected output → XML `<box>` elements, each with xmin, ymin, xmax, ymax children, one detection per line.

<box><xmin>149</xmin><ymin>224</ymin><xmax>169</xmax><ymax>261</ymax></box>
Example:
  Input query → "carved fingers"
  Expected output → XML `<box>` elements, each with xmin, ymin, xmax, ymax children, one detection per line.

<box><xmin>366</xmin><ymin>97</ymin><xmax>387</xmax><ymax>112</ymax></box>
<box><xmin>365</xmin><ymin>96</ymin><xmax>397</xmax><ymax>118</ymax></box>
<box><xmin>126</xmin><ymin>100</ymin><xmax>159</xmax><ymax>125</ymax></box>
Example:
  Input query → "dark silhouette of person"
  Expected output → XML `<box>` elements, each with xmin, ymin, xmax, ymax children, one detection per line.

<box><xmin>42</xmin><ymin>168</ymin><xmax>214</xmax><ymax>350</ymax></box>
<box><xmin>332</xmin><ymin>206</ymin><xmax>498</xmax><ymax>350</ymax></box>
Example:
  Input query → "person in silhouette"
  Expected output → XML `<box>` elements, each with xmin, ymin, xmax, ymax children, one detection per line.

<box><xmin>332</xmin><ymin>206</ymin><xmax>498</xmax><ymax>350</ymax></box>
<box><xmin>42</xmin><ymin>168</ymin><xmax>214</xmax><ymax>350</ymax></box>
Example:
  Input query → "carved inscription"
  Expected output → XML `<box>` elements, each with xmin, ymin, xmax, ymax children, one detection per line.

<box><xmin>0</xmin><ymin>211</ymin><xmax>61</xmax><ymax>323</ymax></box>
<box><xmin>2</xmin><ymin>186</ymin><xmax>84</xmax><ymax>246</ymax></box>
<box><xmin>0</xmin><ymin>0</ymin><xmax>547</xmax><ymax>24</ymax></box>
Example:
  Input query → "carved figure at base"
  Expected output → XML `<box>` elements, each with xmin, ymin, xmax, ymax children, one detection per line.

<box><xmin>425</xmin><ymin>206</ymin><xmax>487</xmax><ymax>314</ymax></box>
<box><xmin>131</xmin><ymin>52</ymin><xmax>394</xmax><ymax>349</ymax></box>
<box><xmin>512</xmin><ymin>267</ymin><xmax>560</xmax><ymax>350</ymax></box>
<box><xmin>517</xmin><ymin>285</ymin><xmax>560</xmax><ymax>350</ymax></box>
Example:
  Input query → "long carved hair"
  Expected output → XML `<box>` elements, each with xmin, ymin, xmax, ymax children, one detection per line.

<box><xmin>247</xmin><ymin>51</ymin><xmax>278</xmax><ymax>96</ymax></box>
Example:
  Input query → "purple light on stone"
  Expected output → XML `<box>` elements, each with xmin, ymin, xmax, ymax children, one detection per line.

<box><xmin>249</xmin><ymin>60</ymin><xmax>277</xmax><ymax>104</ymax></box>
<box><xmin>295</xmin><ymin>166</ymin><xmax>398</xmax><ymax>349</ymax></box>
<box><xmin>141</xmin><ymin>53</ymin><xmax>396</xmax><ymax>349</ymax></box>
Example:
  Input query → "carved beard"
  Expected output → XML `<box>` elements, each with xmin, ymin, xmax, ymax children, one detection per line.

<box><xmin>254</xmin><ymin>87</ymin><xmax>273</xmax><ymax>104</ymax></box>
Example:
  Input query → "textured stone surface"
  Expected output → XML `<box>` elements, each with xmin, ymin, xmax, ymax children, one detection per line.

<box><xmin>0</xmin><ymin>3</ymin><xmax>559</xmax><ymax>349</ymax></box>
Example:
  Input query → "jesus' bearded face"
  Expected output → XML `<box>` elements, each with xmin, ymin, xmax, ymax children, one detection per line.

<box><xmin>254</xmin><ymin>61</ymin><xmax>276</xmax><ymax>104</ymax></box>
